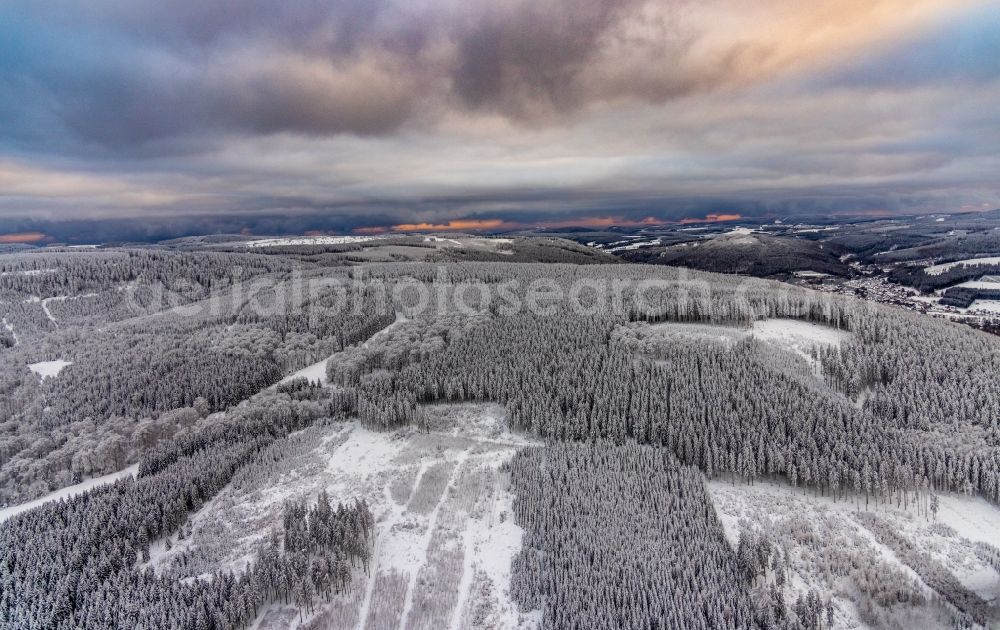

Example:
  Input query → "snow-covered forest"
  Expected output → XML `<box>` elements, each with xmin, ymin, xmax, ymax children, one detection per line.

<box><xmin>2</xmin><ymin>247</ymin><xmax>1000</xmax><ymax>628</ymax></box>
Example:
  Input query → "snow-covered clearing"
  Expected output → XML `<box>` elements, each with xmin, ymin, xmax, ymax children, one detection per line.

<box><xmin>0</xmin><ymin>268</ymin><xmax>55</xmax><ymax>277</ymax></box>
<box><xmin>926</xmin><ymin>257</ymin><xmax>1000</xmax><ymax>275</ymax></box>
<box><xmin>277</xmin><ymin>357</ymin><xmax>330</xmax><ymax>386</ymax></box>
<box><xmin>708</xmin><ymin>478</ymin><xmax>1000</xmax><ymax>628</ymax></box>
<box><xmin>424</xmin><ymin>236</ymin><xmax>464</xmax><ymax>247</ymax></box>
<box><xmin>607</xmin><ymin>238</ymin><xmax>661</xmax><ymax>252</ymax></box>
<box><xmin>750</xmin><ymin>318</ymin><xmax>848</xmax><ymax>375</ymax></box>
<box><xmin>27</xmin><ymin>359</ymin><xmax>72</xmax><ymax>379</ymax></box>
<box><xmin>955</xmin><ymin>279</ymin><xmax>1000</xmax><ymax>291</ymax></box>
<box><xmin>0</xmin><ymin>464</ymin><xmax>139</xmax><ymax>524</ymax></box>
<box><xmin>621</xmin><ymin>318</ymin><xmax>848</xmax><ymax>377</ymax></box>
<box><xmin>156</xmin><ymin>403</ymin><xmax>541</xmax><ymax>630</ymax></box>
<box><xmin>423</xmin><ymin>236</ymin><xmax>515</xmax><ymax>253</ymax></box>
<box><xmin>965</xmin><ymin>301</ymin><xmax>1000</xmax><ymax>315</ymax></box>
<box><xmin>244</xmin><ymin>236</ymin><xmax>384</xmax><ymax>247</ymax></box>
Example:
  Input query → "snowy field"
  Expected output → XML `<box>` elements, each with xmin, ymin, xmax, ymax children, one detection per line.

<box><xmin>954</xmin><ymin>280</ymin><xmax>1000</xmax><ymax>291</ymax></box>
<box><xmin>750</xmin><ymin>318</ymin><xmax>848</xmax><ymax>375</ymax></box>
<box><xmin>27</xmin><ymin>358</ymin><xmax>72</xmax><ymax>379</ymax></box>
<box><xmin>709</xmin><ymin>479</ymin><xmax>1000</xmax><ymax>629</ymax></box>
<box><xmin>244</xmin><ymin>236</ymin><xmax>384</xmax><ymax>248</ymax></box>
<box><xmin>423</xmin><ymin>236</ymin><xmax>515</xmax><ymax>254</ymax></box>
<box><xmin>622</xmin><ymin>318</ymin><xmax>847</xmax><ymax>377</ymax></box>
<box><xmin>151</xmin><ymin>403</ymin><xmax>540</xmax><ymax>630</ymax></box>
<box><xmin>926</xmin><ymin>257</ymin><xmax>1000</xmax><ymax>275</ymax></box>
<box><xmin>961</xmin><ymin>300</ymin><xmax>1000</xmax><ymax>315</ymax></box>
<box><xmin>0</xmin><ymin>268</ymin><xmax>55</xmax><ymax>277</ymax></box>
<box><xmin>0</xmin><ymin>464</ymin><xmax>138</xmax><ymax>523</ymax></box>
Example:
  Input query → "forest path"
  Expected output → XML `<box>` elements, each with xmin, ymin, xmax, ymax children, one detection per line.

<box><xmin>398</xmin><ymin>449</ymin><xmax>470</xmax><ymax>630</ymax></box>
<box><xmin>355</xmin><ymin>457</ymin><xmax>430</xmax><ymax>630</ymax></box>
<box><xmin>0</xmin><ymin>463</ymin><xmax>139</xmax><ymax>524</ymax></box>
<box><xmin>274</xmin><ymin>312</ymin><xmax>407</xmax><ymax>389</ymax></box>
<box><xmin>37</xmin><ymin>293</ymin><xmax>100</xmax><ymax>327</ymax></box>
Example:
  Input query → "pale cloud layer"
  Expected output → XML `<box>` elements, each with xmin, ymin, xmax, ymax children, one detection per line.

<box><xmin>0</xmin><ymin>0</ymin><xmax>998</xmax><ymax>238</ymax></box>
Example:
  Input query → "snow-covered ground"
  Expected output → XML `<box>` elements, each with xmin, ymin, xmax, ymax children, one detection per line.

<box><xmin>244</xmin><ymin>236</ymin><xmax>384</xmax><ymax>248</ymax></box>
<box><xmin>708</xmin><ymin>478</ymin><xmax>1000</xmax><ymax>628</ymax></box>
<box><xmin>622</xmin><ymin>318</ymin><xmax>847</xmax><ymax>377</ymax></box>
<box><xmin>963</xmin><ymin>300</ymin><xmax>1000</xmax><ymax>315</ymax></box>
<box><xmin>750</xmin><ymin>318</ymin><xmax>848</xmax><ymax>375</ymax></box>
<box><xmin>424</xmin><ymin>236</ymin><xmax>464</xmax><ymax>247</ymax></box>
<box><xmin>422</xmin><ymin>236</ymin><xmax>516</xmax><ymax>254</ymax></box>
<box><xmin>640</xmin><ymin>321</ymin><xmax>747</xmax><ymax>346</ymax></box>
<box><xmin>27</xmin><ymin>358</ymin><xmax>72</xmax><ymax>379</ymax></box>
<box><xmin>954</xmin><ymin>279</ymin><xmax>1000</xmax><ymax>291</ymax></box>
<box><xmin>0</xmin><ymin>464</ymin><xmax>139</xmax><ymax>524</ymax></box>
<box><xmin>926</xmin><ymin>257</ymin><xmax>1000</xmax><ymax>275</ymax></box>
<box><xmin>275</xmin><ymin>314</ymin><xmax>407</xmax><ymax>387</ymax></box>
<box><xmin>607</xmin><ymin>238</ymin><xmax>661</xmax><ymax>252</ymax></box>
<box><xmin>0</xmin><ymin>268</ymin><xmax>55</xmax><ymax>277</ymax></box>
<box><xmin>154</xmin><ymin>403</ymin><xmax>541</xmax><ymax>630</ymax></box>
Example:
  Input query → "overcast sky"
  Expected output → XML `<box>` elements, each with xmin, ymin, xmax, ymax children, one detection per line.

<box><xmin>1</xmin><ymin>0</ymin><xmax>999</xmax><ymax>241</ymax></box>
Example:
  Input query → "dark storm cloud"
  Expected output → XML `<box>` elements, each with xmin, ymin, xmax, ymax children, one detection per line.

<box><xmin>1</xmin><ymin>0</ymin><xmax>998</xmax><ymax>233</ymax></box>
<box><xmin>5</xmin><ymin>0</ymin><xmax>938</xmax><ymax>150</ymax></box>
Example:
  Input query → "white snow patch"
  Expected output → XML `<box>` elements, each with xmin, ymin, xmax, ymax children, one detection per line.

<box><xmin>623</xmin><ymin>318</ymin><xmax>848</xmax><ymax>376</ymax></box>
<box><xmin>0</xmin><ymin>268</ymin><xmax>55</xmax><ymax>277</ymax></box>
<box><xmin>751</xmin><ymin>318</ymin><xmax>847</xmax><ymax>348</ymax></box>
<box><xmin>244</xmin><ymin>235</ymin><xmax>383</xmax><ymax>247</ymax></box>
<box><xmin>966</xmin><ymin>300</ymin><xmax>1000</xmax><ymax>314</ymax></box>
<box><xmin>926</xmin><ymin>257</ymin><xmax>1000</xmax><ymax>275</ymax></box>
<box><xmin>751</xmin><ymin>318</ymin><xmax>848</xmax><ymax>375</ymax></box>
<box><xmin>954</xmin><ymin>279</ymin><xmax>1000</xmax><ymax>291</ymax></box>
<box><xmin>326</xmin><ymin>425</ymin><xmax>408</xmax><ymax>478</ymax></box>
<box><xmin>936</xmin><ymin>494</ymin><xmax>1000</xmax><ymax>548</ymax></box>
<box><xmin>277</xmin><ymin>357</ymin><xmax>330</xmax><ymax>387</ymax></box>
<box><xmin>607</xmin><ymin>238</ymin><xmax>661</xmax><ymax>252</ymax></box>
<box><xmin>28</xmin><ymin>359</ymin><xmax>72</xmax><ymax>379</ymax></box>
<box><xmin>0</xmin><ymin>464</ymin><xmax>139</xmax><ymax>523</ymax></box>
<box><xmin>424</xmin><ymin>235</ymin><xmax>464</xmax><ymax>247</ymax></box>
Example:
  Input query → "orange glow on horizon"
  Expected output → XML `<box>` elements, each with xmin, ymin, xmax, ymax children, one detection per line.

<box><xmin>352</xmin><ymin>213</ymin><xmax>748</xmax><ymax>234</ymax></box>
<box><xmin>0</xmin><ymin>232</ymin><xmax>47</xmax><ymax>244</ymax></box>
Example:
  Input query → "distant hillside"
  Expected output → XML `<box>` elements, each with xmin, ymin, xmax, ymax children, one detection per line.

<box><xmin>198</xmin><ymin>234</ymin><xmax>620</xmax><ymax>265</ymax></box>
<box><xmin>616</xmin><ymin>230</ymin><xmax>851</xmax><ymax>277</ymax></box>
